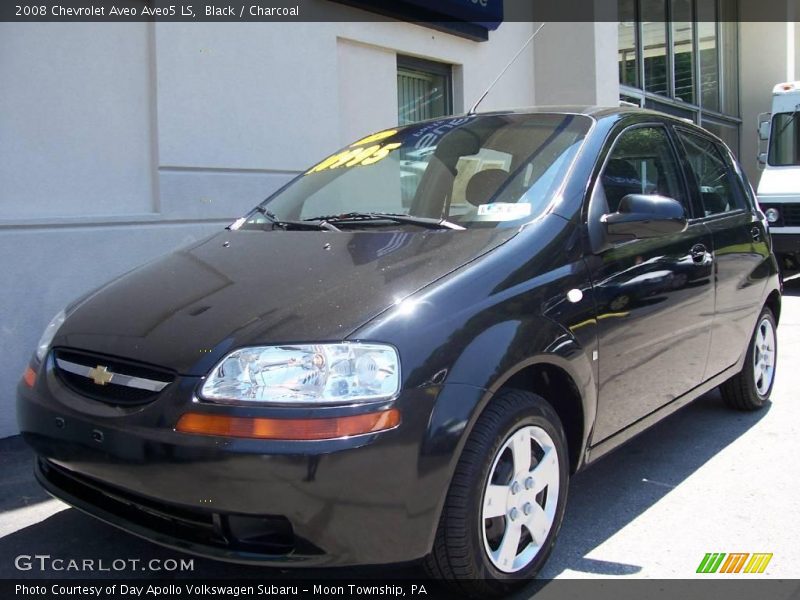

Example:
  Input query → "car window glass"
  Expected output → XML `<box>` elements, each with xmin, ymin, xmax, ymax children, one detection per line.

<box><xmin>676</xmin><ymin>129</ymin><xmax>743</xmax><ymax>216</ymax></box>
<box><xmin>251</xmin><ymin>114</ymin><xmax>592</xmax><ymax>230</ymax></box>
<box><xmin>600</xmin><ymin>126</ymin><xmax>687</xmax><ymax>214</ymax></box>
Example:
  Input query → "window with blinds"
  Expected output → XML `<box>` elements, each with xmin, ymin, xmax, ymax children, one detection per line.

<box><xmin>397</xmin><ymin>56</ymin><xmax>453</xmax><ymax>125</ymax></box>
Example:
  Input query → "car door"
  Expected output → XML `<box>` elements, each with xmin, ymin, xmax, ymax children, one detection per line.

<box><xmin>585</xmin><ymin>122</ymin><xmax>715</xmax><ymax>443</ymax></box>
<box><xmin>672</xmin><ymin>127</ymin><xmax>771</xmax><ymax>378</ymax></box>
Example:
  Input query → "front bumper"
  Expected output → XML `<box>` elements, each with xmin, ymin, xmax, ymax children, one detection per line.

<box><xmin>770</xmin><ymin>231</ymin><xmax>800</xmax><ymax>256</ymax></box>
<box><xmin>17</xmin><ymin>353</ymin><xmax>479</xmax><ymax>567</ymax></box>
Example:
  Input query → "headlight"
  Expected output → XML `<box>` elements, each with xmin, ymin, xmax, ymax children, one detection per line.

<box><xmin>200</xmin><ymin>343</ymin><xmax>400</xmax><ymax>405</ymax></box>
<box><xmin>35</xmin><ymin>309</ymin><xmax>66</xmax><ymax>362</ymax></box>
<box><xmin>765</xmin><ymin>207</ymin><xmax>780</xmax><ymax>223</ymax></box>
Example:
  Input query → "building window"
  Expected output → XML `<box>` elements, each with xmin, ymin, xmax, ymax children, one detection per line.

<box><xmin>618</xmin><ymin>0</ymin><xmax>639</xmax><ymax>88</ymax></box>
<box><xmin>671</xmin><ymin>0</ymin><xmax>695</xmax><ymax>104</ymax></box>
<box><xmin>617</xmin><ymin>0</ymin><xmax>741</xmax><ymax>155</ymax></box>
<box><xmin>397</xmin><ymin>56</ymin><xmax>453</xmax><ymax>126</ymax></box>
<box><xmin>641</xmin><ymin>0</ymin><xmax>669</xmax><ymax>96</ymax></box>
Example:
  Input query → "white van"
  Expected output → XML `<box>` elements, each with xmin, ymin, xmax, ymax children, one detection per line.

<box><xmin>757</xmin><ymin>81</ymin><xmax>800</xmax><ymax>273</ymax></box>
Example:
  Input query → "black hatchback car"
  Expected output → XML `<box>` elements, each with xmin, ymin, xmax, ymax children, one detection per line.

<box><xmin>18</xmin><ymin>108</ymin><xmax>780</xmax><ymax>595</ymax></box>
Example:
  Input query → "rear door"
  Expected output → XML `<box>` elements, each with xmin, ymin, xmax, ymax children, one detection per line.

<box><xmin>672</xmin><ymin>127</ymin><xmax>771</xmax><ymax>378</ymax></box>
<box><xmin>585</xmin><ymin>122</ymin><xmax>715</xmax><ymax>442</ymax></box>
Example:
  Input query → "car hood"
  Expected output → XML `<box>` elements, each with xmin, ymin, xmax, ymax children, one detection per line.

<box><xmin>54</xmin><ymin>228</ymin><xmax>516</xmax><ymax>375</ymax></box>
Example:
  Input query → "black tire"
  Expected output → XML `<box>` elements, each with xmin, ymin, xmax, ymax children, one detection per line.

<box><xmin>720</xmin><ymin>307</ymin><xmax>777</xmax><ymax>411</ymax></box>
<box><xmin>424</xmin><ymin>389</ymin><xmax>569</xmax><ymax>597</ymax></box>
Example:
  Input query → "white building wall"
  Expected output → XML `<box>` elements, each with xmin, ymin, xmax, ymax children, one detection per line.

<box><xmin>534</xmin><ymin>22</ymin><xmax>620</xmax><ymax>107</ymax></box>
<box><xmin>0</xmin><ymin>23</ymin><xmax>157</xmax><ymax>219</ymax></box>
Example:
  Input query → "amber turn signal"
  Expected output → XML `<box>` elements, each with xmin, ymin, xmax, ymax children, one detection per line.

<box><xmin>176</xmin><ymin>409</ymin><xmax>400</xmax><ymax>440</ymax></box>
<box><xmin>23</xmin><ymin>366</ymin><xmax>36</xmax><ymax>388</ymax></box>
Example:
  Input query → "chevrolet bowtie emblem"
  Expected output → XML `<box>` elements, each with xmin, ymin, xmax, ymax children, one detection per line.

<box><xmin>87</xmin><ymin>365</ymin><xmax>114</xmax><ymax>386</ymax></box>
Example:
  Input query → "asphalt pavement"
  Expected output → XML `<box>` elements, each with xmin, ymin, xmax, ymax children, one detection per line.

<box><xmin>1</xmin><ymin>278</ymin><xmax>798</xmax><ymax>585</ymax></box>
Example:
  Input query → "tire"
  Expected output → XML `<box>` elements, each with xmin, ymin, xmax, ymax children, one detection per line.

<box><xmin>720</xmin><ymin>307</ymin><xmax>777</xmax><ymax>411</ymax></box>
<box><xmin>424</xmin><ymin>389</ymin><xmax>569</xmax><ymax>597</ymax></box>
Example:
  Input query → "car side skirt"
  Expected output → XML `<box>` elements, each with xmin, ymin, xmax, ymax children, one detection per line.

<box><xmin>584</xmin><ymin>361</ymin><xmax>741</xmax><ymax>465</ymax></box>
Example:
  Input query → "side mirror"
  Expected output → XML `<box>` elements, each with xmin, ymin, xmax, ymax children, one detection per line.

<box><xmin>602</xmin><ymin>194</ymin><xmax>688</xmax><ymax>243</ymax></box>
<box><xmin>758</xmin><ymin>115</ymin><xmax>771</xmax><ymax>142</ymax></box>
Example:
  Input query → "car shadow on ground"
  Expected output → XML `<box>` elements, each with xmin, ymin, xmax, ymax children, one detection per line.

<box><xmin>0</xmin><ymin>386</ymin><xmax>770</xmax><ymax>586</ymax></box>
<box><xmin>537</xmin><ymin>388</ymin><xmax>770</xmax><ymax>578</ymax></box>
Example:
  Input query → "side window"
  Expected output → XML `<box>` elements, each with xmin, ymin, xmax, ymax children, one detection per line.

<box><xmin>600</xmin><ymin>126</ymin><xmax>687</xmax><ymax>214</ymax></box>
<box><xmin>676</xmin><ymin>129</ymin><xmax>744</xmax><ymax>217</ymax></box>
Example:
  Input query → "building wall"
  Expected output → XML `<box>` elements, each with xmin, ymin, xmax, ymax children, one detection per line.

<box><xmin>0</xmin><ymin>15</ymin><xmax>541</xmax><ymax>438</ymax></box>
<box><xmin>534</xmin><ymin>22</ymin><xmax>620</xmax><ymax>106</ymax></box>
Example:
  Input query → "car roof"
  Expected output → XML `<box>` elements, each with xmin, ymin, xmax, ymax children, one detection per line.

<box><xmin>394</xmin><ymin>106</ymin><xmax>729</xmax><ymax>152</ymax></box>
<box><xmin>476</xmin><ymin>105</ymin><xmax>689</xmax><ymax>122</ymax></box>
<box><xmin>469</xmin><ymin>105</ymin><xmax>728</xmax><ymax>148</ymax></box>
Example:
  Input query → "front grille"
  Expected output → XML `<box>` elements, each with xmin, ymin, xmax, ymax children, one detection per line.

<box><xmin>52</xmin><ymin>348</ymin><xmax>174</xmax><ymax>406</ymax></box>
<box><xmin>782</xmin><ymin>203</ymin><xmax>800</xmax><ymax>226</ymax></box>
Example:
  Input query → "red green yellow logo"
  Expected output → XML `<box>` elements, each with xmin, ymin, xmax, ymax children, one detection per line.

<box><xmin>696</xmin><ymin>553</ymin><xmax>773</xmax><ymax>574</ymax></box>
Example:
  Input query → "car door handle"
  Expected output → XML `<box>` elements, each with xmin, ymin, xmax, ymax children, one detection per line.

<box><xmin>751</xmin><ymin>226</ymin><xmax>762</xmax><ymax>242</ymax></box>
<box><xmin>690</xmin><ymin>244</ymin><xmax>708</xmax><ymax>263</ymax></box>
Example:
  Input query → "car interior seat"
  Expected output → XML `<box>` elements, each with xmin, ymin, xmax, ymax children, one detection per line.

<box><xmin>465</xmin><ymin>168</ymin><xmax>510</xmax><ymax>207</ymax></box>
<box><xmin>602</xmin><ymin>158</ymin><xmax>642</xmax><ymax>212</ymax></box>
<box><xmin>701</xmin><ymin>191</ymin><xmax>728</xmax><ymax>215</ymax></box>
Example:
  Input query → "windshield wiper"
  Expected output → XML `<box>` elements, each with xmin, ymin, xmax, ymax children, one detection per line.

<box><xmin>303</xmin><ymin>212</ymin><xmax>465</xmax><ymax>231</ymax></box>
<box><xmin>252</xmin><ymin>206</ymin><xmax>340</xmax><ymax>232</ymax></box>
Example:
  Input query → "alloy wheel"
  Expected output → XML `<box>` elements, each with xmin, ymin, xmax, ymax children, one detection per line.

<box><xmin>481</xmin><ymin>425</ymin><xmax>560</xmax><ymax>573</ymax></box>
<box><xmin>753</xmin><ymin>317</ymin><xmax>776</xmax><ymax>396</ymax></box>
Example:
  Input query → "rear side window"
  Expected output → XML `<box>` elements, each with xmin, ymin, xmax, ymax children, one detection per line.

<box><xmin>676</xmin><ymin>129</ymin><xmax>744</xmax><ymax>217</ymax></box>
<box><xmin>600</xmin><ymin>126</ymin><xmax>688</xmax><ymax>213</ymax></box>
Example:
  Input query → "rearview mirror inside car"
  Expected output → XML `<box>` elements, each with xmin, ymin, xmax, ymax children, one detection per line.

<box><xmin>602</xmin><ymin>194</ymin><xmax>688</xmax><ymax>243</ymax></box>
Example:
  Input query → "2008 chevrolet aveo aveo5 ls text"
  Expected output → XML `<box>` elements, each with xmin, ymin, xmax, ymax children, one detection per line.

<box><xmin>18</xmin><ymin>107</ymin><xmax>781</xmax><ymax>596</ymax></box>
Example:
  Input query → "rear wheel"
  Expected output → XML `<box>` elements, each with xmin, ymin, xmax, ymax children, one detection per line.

<box><xmin>424</xmin><ymin>389</ymin><xmax>569</xmax><ymax>597</ymax></box>
<box><xmin>720</xmin><ymin>307</ymin><xmax>777</xmax><ymax>411</ymax></box>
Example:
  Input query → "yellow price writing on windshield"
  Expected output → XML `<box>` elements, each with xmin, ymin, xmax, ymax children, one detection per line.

<box><xmin>349</xmin><ymin>129</ymin><xmax>398</xmax><ymax>147</ymax></box>
<box><xmin>306</xmin><ymin>142</ymin><xmax>402</xmax><ymax>174</ymax></box>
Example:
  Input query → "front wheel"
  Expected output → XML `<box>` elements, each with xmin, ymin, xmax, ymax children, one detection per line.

<box><xmin>424</xmin><ymin>389</ymin><xmax>569</xmax><ymax>597</ymax></box>
<box><xmin>720</xmin><ymin>307</ymin><xmax>777</xmax><ymax>411</ymax></box>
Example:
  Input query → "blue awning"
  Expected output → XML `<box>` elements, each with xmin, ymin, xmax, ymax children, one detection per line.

<box><xmin>329</xmin><ymin>0</ymin><xmax>504</xmax><ymax>41</ymax></box>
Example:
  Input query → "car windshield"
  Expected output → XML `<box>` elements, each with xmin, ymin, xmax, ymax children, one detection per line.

<box><xmin>238</xmin><ymin>113</ymin><xmax>592</xmax><ymax>231</ymax></box>
<box><xmin>768</xmin><ymin>111</ymin><xmax>800</xmax><ymax>166</ymax></box>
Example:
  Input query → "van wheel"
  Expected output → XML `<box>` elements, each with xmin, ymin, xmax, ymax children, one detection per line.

<box><xmin>424</xmin><ymin>389</ymin><xmax>569</xmax><ymax>597</ymax></box>
<box><xmin>720</xmin><ymin>307</ymin><xmax>777</xmax><ymax>411</ymax></box>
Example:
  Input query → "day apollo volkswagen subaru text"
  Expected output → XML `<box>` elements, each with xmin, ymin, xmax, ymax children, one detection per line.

<box><xmin>17</xmin><ymin>107</ymin><xmax>781</xmax><ymax>596</ymax></box>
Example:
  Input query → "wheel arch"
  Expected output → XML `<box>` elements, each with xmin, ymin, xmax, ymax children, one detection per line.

<box><xmin>499</xmin><ymin>361</ymin><xmax>587</xmax><ymax>474</ymax></box>
<box><xmin>435</xmin><ymin>351</ymin><xmax>594</xmax><ymax>483</ymax></box>
<box><xmin>765</xmin><ymin>288</ymin><xmax>781</xmax><ymax>324</ymax></box>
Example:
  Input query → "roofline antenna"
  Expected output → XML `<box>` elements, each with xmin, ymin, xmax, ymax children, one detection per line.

<box><xmin>468</xmin><ymin>22</ymin><xmax>546</xmax><ymax>115</ymax></box>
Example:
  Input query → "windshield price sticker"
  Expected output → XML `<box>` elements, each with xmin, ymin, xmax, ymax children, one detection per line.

<box><xmin>477</xmin><ymin>202</ymin><xmax>532</xmax><ymax>220</ymax></box>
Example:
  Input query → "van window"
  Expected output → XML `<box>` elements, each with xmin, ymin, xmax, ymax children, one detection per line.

<box><xmin>676</xmin><ymin>129</ymin><xmax>743</xmax><ymax>216</ymax></box>
<box><xmin>768</xmin><ymin>112</ymin><xmax>800</xmax><ymax>166</ymax></box>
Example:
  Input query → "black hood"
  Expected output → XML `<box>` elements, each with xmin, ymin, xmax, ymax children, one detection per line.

<box><xmin>54</xmin><ymin>228</ymin><xmax>516</xmax><ymax>375</ymax></box>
